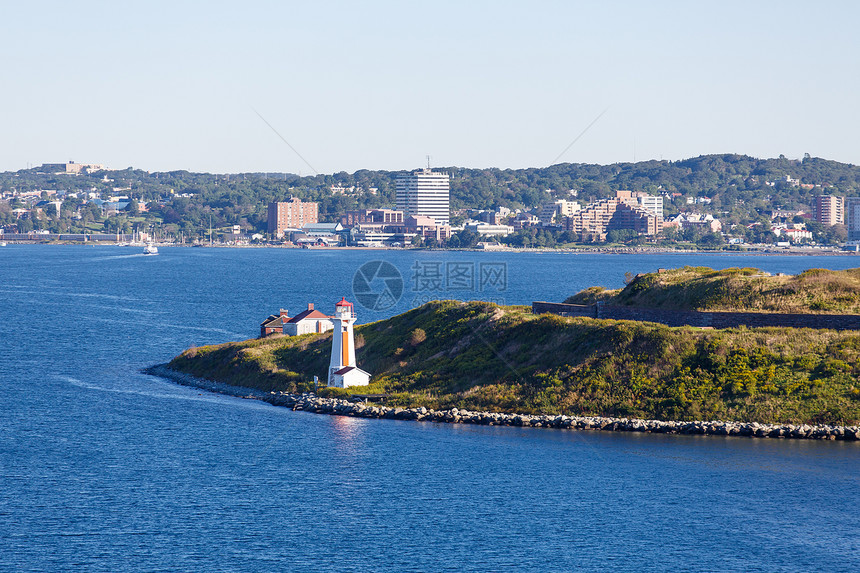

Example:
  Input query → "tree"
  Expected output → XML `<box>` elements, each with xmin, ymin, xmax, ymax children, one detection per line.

<box><xmin>824</xmin><ymin>224</ymin><xmax>848</xmax><ymax>244</ymax></box>
<box><xmin>696</xmin><ymin>232</ymin><xmax>725</xmax><ymax>249</ymax></box>
<box><xmin>661</xmin><ymin>226</ymin><xmax>679</xmax><ymax>242</ymax></box>
<box><xmin>606</xmin><ymin>229</ymin><xmax>638</xmax><ymax>243</ymax></box>
<box><xmin>455</xmin><ymin>230</ymin><xmax>480</xmax><ymax>248</ymax></box>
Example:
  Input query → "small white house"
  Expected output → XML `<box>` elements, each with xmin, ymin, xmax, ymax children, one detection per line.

<box><xmin>282</xmin><ymin>303</ymin><xmax>334</xmax><ymax>336</ymax></box>
<box><xmin>331</xmin><ymin>365</ymin><xmax>371</xmax><ymax>388</ymax></box>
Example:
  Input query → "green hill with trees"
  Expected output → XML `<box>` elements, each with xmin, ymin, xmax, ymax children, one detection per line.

<box><xmin>166</xmin><ymin>298</ymin><xmax>860</xmax><ymax>426</ymax></box>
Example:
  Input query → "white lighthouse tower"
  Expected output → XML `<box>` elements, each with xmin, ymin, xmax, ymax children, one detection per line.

<box><xmin>328</xmin><ymin>297</ymin><xmax>371</xmax><ymax>388</ymax></box>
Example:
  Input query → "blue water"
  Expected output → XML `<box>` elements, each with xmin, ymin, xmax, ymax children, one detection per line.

<box><xmin>1</xmin><ymin>245</ymin><xmax>859</xmax><ymax>572</ymax></box>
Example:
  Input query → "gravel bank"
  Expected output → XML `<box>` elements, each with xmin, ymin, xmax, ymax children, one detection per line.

<box><xmin>144</xmin><ymin>365</ymin><xmax>860</xmax><ymax>441</ymax></box>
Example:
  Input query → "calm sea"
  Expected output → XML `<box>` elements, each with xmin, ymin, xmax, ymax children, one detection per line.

<box><xmin>1</xmin><ymin>245</ymin><xmax>858</xmax><ymax>572</ymax></box>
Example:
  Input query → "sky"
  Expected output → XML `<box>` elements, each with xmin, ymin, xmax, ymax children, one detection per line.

<box><xmin>2</xmin><ymin>0</ymin><xmax>859</xmax><ymax>174</ymax></box>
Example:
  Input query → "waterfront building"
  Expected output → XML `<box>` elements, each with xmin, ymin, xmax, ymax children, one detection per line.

<box><xmin>405</xmin><ymin>215</ymin><xmax>451</xmax><ymax>241</ymax></box>
<box><xmin>464</xmin><ymin>222</ymin><xmax>515</xmax><ymax>237</ymax></box>
<box><xmin>846</xmin><ymin>197</ymin><xmax>860</xmax><ymax>241</ymax></box>
<box><xmin>775</xmin><ymin>227</ymin><xmax>813</xmax><ymax>242</ymax></box>
<box><xmin>349</xmin><ymin>225</ymin><xmax>412</xmax><ymax>246</ymax></box>
<box><xmin>814</xmin><ymin>195</ymin><xmax>844</xmax><ymax>226</ymax></box>
<box><xmin>267</xmin><ymin>198</ymin><xmax>319</xmax><ymax>238</ymax></box>
<box><xmin>396</xmin><ymin>168</ymin><xmax>450</xmax><ymax>226</ymax></box>
<box><xmin>341</xmin><ymin>209</ymin><xmax>405</xmax><ymax>226</ymax></box>
<box><xmin>564</xmin><ymin>195</ymin><xmax>661</xmax><ymax>241</ymax></box>
<box><xmin>301</xmin><ymin>222</ymin><xmax>345</xmax><ymax>242</ymax></box>
<box><xmin>342</xmin><ymin>210</ymin><xmax>449</xmax><ymax>245</ymax></box>
<box><xmin>328</xmin><ymin>298</ymin><xmax>370</xmax><ymax>387</ymax></box>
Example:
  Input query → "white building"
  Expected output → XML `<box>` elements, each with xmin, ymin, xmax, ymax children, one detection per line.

<box><xmin>328</xmin><ymin>298</ymin><xmax>370</xmax><ymax>388</ymax></box>
<box><xmin>539</xmin><ymin>199</ymin><xmax>580</xmax><ymax>225</ymax></box>
<box><xmin>775</xmin><ymin>227</ymin><xmax>813</xmax><ymax>242</ymax></box>
<box><xmin>635</xmin><ymin>195</ymin><xmax>663</xmax><ymax>219</ymax></box>
<box><xmin>465</xmin><ymin>222</ymin><xmax>515</xmax><ymax>237</ymax></box>
<box><xmin>670</xmin><ymin>213</ymin><xmax>721</xmax><ymax>233</ymax></box>
<box><xmin>282</xmin><ymin>303</ymin><xmax>334</xmax><ymax>336</ymax></box>
<box><xmin>846</xmin><ymin>197</ymin><xmax>860</xmax><ymax>241</ymax></box>
<box><xmin>396</xmin><ymin>168</ymin><xmax>450</xmax><ymax>226</ymax></box>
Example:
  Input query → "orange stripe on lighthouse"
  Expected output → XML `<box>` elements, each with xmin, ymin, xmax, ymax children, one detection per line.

<box><xmin>342</xmin><ymin>331</ymin><xmax>349</xmax><ymax>366</ymax></box>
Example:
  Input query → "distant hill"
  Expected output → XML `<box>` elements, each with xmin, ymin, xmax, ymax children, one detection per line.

<box><xmin>167</xmin><ymin>299</ymin><xmax>860</xmax><ymax>425</ymax></box>
<box><xmin>3</xmin><ymin>154</ymin><xmax>859</xmax><ymax>237</ymax></box>
<box><xmin>565</xmin><ymin>267</ymin><xmax>860</xmax><ymax>314</ymax></box>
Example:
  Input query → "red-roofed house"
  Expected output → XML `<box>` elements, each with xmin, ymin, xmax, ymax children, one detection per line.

<box><xmin>283</xmin><ymin>303</ymin><xmax>334</xmax><ymax>336</ymax></box>
<box><xmin>331</xmin><ymin>365</ymin><xmax>371</xmax><ymax>388</ymax></box>
<box><xmin>260</xmin><ymin>309</ymin><xmax>289</xmax><ymax>338</ymax></box>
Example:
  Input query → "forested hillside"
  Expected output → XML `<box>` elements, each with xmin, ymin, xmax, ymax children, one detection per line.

<box><xmin>2</xmin><ymin>154</ymin><xmax>858</xmax><ymax>240</ymax></box>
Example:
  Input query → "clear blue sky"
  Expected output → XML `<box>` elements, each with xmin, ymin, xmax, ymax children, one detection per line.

<box><xmin>3</xmin><ymin>0</ymin><xmax>858</xmax><ymax>174</ymax></box>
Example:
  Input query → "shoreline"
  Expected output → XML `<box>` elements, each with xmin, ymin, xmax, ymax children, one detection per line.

<box><xmin>5</xmin><ymin>241</ymin><xmax>858</xmax><ymax>256</ymax></box>
<box><xmin>144</xmin><ymin>364</ymin><xmax>860</xmax><ymax>442</ymax></box>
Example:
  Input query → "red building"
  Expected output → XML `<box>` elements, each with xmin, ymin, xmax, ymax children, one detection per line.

<box><xmin>260</xmin><ymin>309</ymin><xmax>290</xmax><ymax>337</ymax></box>
<box><xmin>267</xmin><ymin>198</ymin><xmax>319</xmax><ymax>238</ymax></box>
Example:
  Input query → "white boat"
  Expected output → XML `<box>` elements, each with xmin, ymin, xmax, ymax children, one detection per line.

<box><xmin>143</xmin><ymin>243</ymin><xmax>158</xmax><ymax>255</ymax></box>
<box><xmin>0</xmin><ymin>242</ymin><xmax>7</xmax><ymax>247</ymax></box>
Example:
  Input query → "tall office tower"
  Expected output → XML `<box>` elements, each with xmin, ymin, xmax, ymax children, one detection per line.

<box><xmin>846</xmin><ymin>197</ymin><xmax>860</xmax><ymax>240</ymax></box>
<box><xmin>396</xmin><ymin>168</ymin><xmax>450</xmax><ymax>226</ymax></box>
<box><xmin>814</xmin><ymin>195</ymin><xmax>844</xmax><ymax>226</ymax></box>
<box><xmin>267</xmin><ymin>198</ymin><xmax>319</xmax><ymax>237</ymax></box>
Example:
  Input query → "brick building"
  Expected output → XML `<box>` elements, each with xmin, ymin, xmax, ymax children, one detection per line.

<box><xmin>267</xmin><ymin>198</ymin><xmax>319</xmax><ymax>238</ymax></box>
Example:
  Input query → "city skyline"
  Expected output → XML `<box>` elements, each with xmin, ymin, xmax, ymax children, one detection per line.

<box><xmin>2</xmin><ymin>1</ymin><xmax>859</xmax><ymax>174</ymax></box>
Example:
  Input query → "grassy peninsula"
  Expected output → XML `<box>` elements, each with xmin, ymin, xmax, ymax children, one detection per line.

<box><xmin>169</xmin><ymin>274</ymin><xmax>860</xmax><ymax>425</ymax></box>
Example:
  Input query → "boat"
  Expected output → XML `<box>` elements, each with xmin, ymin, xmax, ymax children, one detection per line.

<box><xmin>0</xmin><ymin>242</ymin><xmax>7</xmax><ymax>247</ymax></box>
<box><xmin>143</xmin><ymin>243</ymin><xmax>158</xmax><ymax>255</ymax></box>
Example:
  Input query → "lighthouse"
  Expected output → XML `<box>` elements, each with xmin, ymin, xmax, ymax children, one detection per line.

<box><xmin>328</xmin><ymin>297</ymin><xmax>371</xmax><ymax>388</ymax></box>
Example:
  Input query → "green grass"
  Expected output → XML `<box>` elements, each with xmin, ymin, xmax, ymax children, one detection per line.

<box><xmin>565</xmin><ymin>266</ymin><xmax>860</xmax><ymax>314</ymax></box>
<box><xmin>168</xmin><ymin>300</ymin><xmax>860</xmax><ymax>425</ymax></box>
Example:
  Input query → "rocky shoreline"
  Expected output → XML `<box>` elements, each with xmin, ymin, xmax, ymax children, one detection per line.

<box><xmin>144</xmin><ymin>365</ymin><xmax>860</xmax><ymax>441</ymax></box>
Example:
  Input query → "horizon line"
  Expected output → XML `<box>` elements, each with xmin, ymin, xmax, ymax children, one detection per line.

<box><xmin>5</xmin><ymin>152</ymin><xmax>857</xmax><ymax>179</ymax></box>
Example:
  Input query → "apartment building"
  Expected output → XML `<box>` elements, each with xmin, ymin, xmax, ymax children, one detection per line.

<box><xmin>814</xmin><ymin>195</ymin><xmax>844</xmax><ymax>226</ymax></box>
<box><xmin>267</xmin><ymin>198</ymin><xmax>319</xmax><ymax>237</ymax></box>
